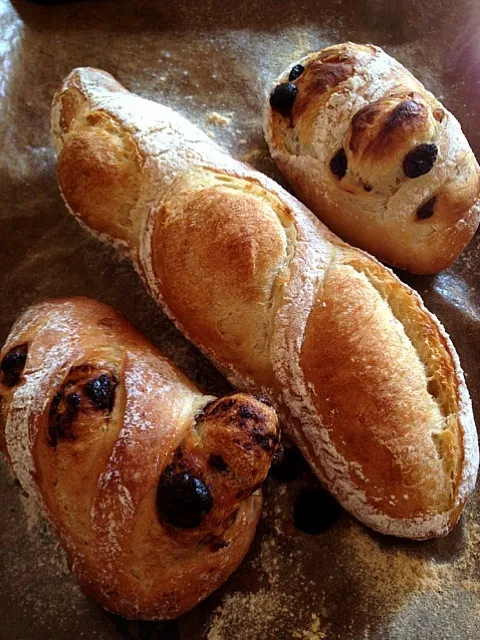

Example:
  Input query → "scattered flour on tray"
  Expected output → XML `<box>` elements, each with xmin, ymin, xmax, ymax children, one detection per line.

<box><xmin>205</xmin><ymin>498</ymin><xmax>480</xmax><ymax>640</ymax></box>
<box><xmin>206</xmin><ymin>536</ymin><xmax>329</xmax><ymax>640</ymax></box>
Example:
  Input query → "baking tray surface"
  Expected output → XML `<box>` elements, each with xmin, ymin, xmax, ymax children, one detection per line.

<box><xmin>1</xmin><ymin>1</ymin><xmax>479</xmax><ymax>638</ymax></box>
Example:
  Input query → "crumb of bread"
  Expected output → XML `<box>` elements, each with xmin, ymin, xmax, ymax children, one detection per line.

<box><xmin>241</xmin><ymin>148</ymin><xmax>264</xmax><ymax>163</ymax></box>
<box><xmin>206</xmin><ymin>112</ymin><xmax>231</xmax><ymax>126</ymax></box>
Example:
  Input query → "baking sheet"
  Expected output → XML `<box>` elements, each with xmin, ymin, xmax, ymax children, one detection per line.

<box><xmin>1</xmin><ymin>0</ymin><xmax>479</xmax><ymax>638</ymax></box>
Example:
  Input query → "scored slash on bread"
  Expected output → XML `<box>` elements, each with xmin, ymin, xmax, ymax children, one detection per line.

<box><xmin>264</xmin><ymin>43</ymin><xmax>480</xmax><ymax>274</ymax></box>
<box><xmin>51</xmin><ymin>67</ymin><xmax>478</xmax><ymax>540</ymax></box>
<box><xmin>0</xmin><ymin>298</ymin><xmax>279</xmax><ymax>620</ymax></box>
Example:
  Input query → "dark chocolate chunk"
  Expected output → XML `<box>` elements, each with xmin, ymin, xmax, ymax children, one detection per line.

<box><xmin>209</xmin><ymin>454</ymin><xmax>229</xmax><ymax>472</ymax></box>
<box><xmin>417</xmin><ymin>196</ymin><xmax>436</xmax><ymax>219</ymax></box>
<box><xmin>330</xmin><ymin>148</ymin><xmax>348</xmax><ymax>179</ymax></box>
<box><xmin>66</xmin><ymin>392</ymin><xmax>81</xmax><ymax>412</ymax></box>
<box><xmin>253</xmin><ymin>432</ymin><xmax>276</xmax><ymax>452</ymax></box>
<box><xmin>238</xmin><ymin>405</ymin><xmax>257</xmax><ymax>420</ymax></box>
<box><xmin>49</xmin><ymin>391</ymin><xmax>63</xmax><ymax>417</ymax></box>
<box><xmin>253</xmin><ymin>394</ymin><xmax>273</xmax><ymax>407</ymax></box>
<box><xmin>270</xmin><ymin>444</ymin><xmax>306</xmax><ymax>482</ymax></box>
<box><xmin>403</xmin><ymin>143</ymin><xmax>438</xmax><ymax>178</ymax></box>
<box><xmin>288</xmin><ymin>64</ymin><xmax>305</xmax><ymax>81</ymax></box>
<box><xmin>1</xmin><ymin>344</ymin><xmax>28</xmax><ymax>387</ymax></box>
<box><xmin>84</xmin><ymin>374</ymin><xmax>117</xmax><ymax>411</ymax></box>
<box><xmin>157</xmin><ymin>471</ymin><xmax>213</xmax><ymax>529</ymax></box>
<box><xmin>294</xmin><ymin>488</ymin><xmax>340</xmax><ymax>534</ymax></box>
<box><xmin>269</xmin><ymin>82</ymin><xmax>298</xmax><ymax>117</ymax></box>
<box><xmin>47</xmin><ymin>391</ymin><xmax>82</xmax><ymax>447</ymax></box>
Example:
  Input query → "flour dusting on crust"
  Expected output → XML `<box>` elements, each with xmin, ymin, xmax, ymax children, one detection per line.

<box><xmin>50</xmin><ymin>68</ymin><xmax>479</xmax><ymax>540</ymax></box>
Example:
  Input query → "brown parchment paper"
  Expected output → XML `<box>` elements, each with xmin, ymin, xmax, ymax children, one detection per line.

<box><xmin>1</xmin><ymin>1</ymin><xmax>479</xmax><ymax>638</ymax></box>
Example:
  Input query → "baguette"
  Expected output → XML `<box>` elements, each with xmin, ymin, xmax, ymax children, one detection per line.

<box><xmin>51</xmin><ymin>68</ymin><xmax>478</xmax><ymax>539</ymax></box>
<box><xmin>0</xmin><ymin>297</ymin><xmax>278</xmax><ymax>619</ymax></box>
<box><xmin>264</xmin><ymin>43</ymin><xmax>480</xmax><ymax>274</ymax></box>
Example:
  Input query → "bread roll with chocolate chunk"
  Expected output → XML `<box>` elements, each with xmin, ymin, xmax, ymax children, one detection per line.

<box><xmin>264</xmin><ymin>42</ymin><xmax>480</xmax><ymax>274</ymax></box>
<box><xmin>51</xmin><ymin>68</ymin><xmax>478</xmax><ymax>539</ymax></box>
<box><xmin>0</xmin><ymin>297</ymin><xmax>279</xmax><ymax>620</ymax></box>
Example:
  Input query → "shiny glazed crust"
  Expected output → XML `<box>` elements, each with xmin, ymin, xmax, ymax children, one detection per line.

<box><xmin>264</xmin><ymin>43</ymin><xmax>480</xmax><ymax>274</ymax></box>
<box><xmin>51</xmin><ymin>68</ymin><xmax>478</xmax><ymax>539</ymax></box>
<box><xmin>0</xmin><ymin>297</ymin><xmax>279</xmax><ymax>619</ymax></box>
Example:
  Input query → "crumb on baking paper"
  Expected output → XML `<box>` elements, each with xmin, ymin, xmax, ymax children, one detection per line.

<box><xmin>293</xmin><ymin>613</ymin><xmax>329</xmax><ymax>639</ymax></box>
<box><xmin>241</xmin><ymin>148</ymin><xmax>264</xmax><ymax>163</ymax></box>
<box><xmin>206</xmin><ymin>112</ymin><xmax>232</xmax><ymax>127</ymax></box>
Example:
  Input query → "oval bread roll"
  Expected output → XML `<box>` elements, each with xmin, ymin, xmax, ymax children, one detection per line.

<box><xmin>0</xmin><ymin>297</ymin><xmax>279</xmax><ymax>619</ymax></box>
<box><xmin>51</xmin><ymin>68</ymin><xmax>478</xmax><ymax>539</ymax></box>
<box><xmin>264</xmin><ymin>43</ymin><xmax>480</xmax><ymax>274</ymax></box>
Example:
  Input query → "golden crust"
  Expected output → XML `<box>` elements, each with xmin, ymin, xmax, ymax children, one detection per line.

<box><xmin>0</xmin><ymin>298</ymin><xmax>278</xmax><ymax>619</ymax></box>
<box><xmin>265</xmin><ymin>42</ymin><xmax>480</xmax><ymax>274</ymax></box>
<box><xmin>301</xmin><ymin>248</ymin><xmax>462</xmax><ymax>521</ymax></box>
<box><xmin>152</xmin><ymin>168</ymin><xmax>295</xmax><ymax>387</ymax></box>
<box><xmin>57</xmin><ymin>112</ymin><xmax>142</xmax><ymax>247</ymax></box>
<box><xmin>50</xmin><ymin>68</ymin><xmax>478</xmax><ymax>540</ymax></box>
<box><xmin>347</xmin><ymin>92</ymin><xmax>433</xmax><ymax>162</ymax></box>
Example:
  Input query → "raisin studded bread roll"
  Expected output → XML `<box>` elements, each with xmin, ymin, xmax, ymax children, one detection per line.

<box><xmin>51</xmin><ymin>68</ymin><xmax>478</xmax><ymax>539</ymax></box>
<box><xmin>0</xmin><ymin>297</ymin><xmax>279</xmax><ymax>620</ymax></box>
<box><xmin>264</xmin><ymin>43</ymin><xmax>480</xmax><ymax>274</ymax></box>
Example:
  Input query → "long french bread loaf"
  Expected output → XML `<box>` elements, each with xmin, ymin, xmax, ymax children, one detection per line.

<box><xmin>51</xmin><ymin>68</ymin><xmax>479</xmax><ymax>539</ymax></box>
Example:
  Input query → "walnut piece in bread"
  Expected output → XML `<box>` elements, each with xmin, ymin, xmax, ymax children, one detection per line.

<box><xmin>0</xmin><ymin>297</ymin><xmax>279</xmax><ymax>620</ymax></box>
<box><xmin>264</xmin><ymin>43</ymin><xmax>480</xmax><ymax>274</ymax></box>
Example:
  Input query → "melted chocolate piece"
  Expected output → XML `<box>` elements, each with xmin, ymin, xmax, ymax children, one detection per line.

<box><xmin>84</xmin><ymin>374</ymin><xmax>117</xmax><ymax>411</ymax></box>
<box><xmin>294</xmin><ymin>488</ymin><xmax>339</xmax><ymax>534</ymax></box>
<box><xmin>48</xmin><ymin>391</ymin><xmax>81</xmax><ymax>447</ymax></box>
<box><xmin>403</xmin><ymin>143</ymin><xmax>438</xmax><ymax>178</ymax></box>
<box><xmin>417</xmin><ymin>196</ymin><xmax>436</xmax><ymax>219</ymax></box>
<box><xmin>1</xmin><ymin>344</ymin><xmax>28</xmax><ymax>387</ymax></box>
<box><xmin>269</xmin><ymin>82</ymin><xmax>298</xmax><ymax>117</ymax></box>
<box><xmin>157</xmin><ymin>471</ymin><xmax>213</xmax><ymax>529</ymax></box>
<box><xmin>252</xmin><ymin>394</ymin><xmax>273</xmax><ymax>407</ymax></box>
<box><xmin>330</xmin><ymin>148</ymin><xmax>347</xmax><ymax>179</ymax></box>
<box><xmin>238</xmin><ymin>405</ymin><xmax>257</xmax><ymax>420</ymax></box>
<box><xmin>209</xmin><ymin>454</ymin><xmax>229</xmax><ymax>472</ymax></box>
<box><xmin>288</xmin><ymin>64</ymin><xmax>305</xmax><ymax>81</ymax></box>
<box><xmin>67</xmin><ymin>392</ymin><xmax>81</xmax><ymax>412</ymax></box>
<box><xmin>49</xmin><ymin>390</ymin><xmax>63</xmax><ymax>417</ymax></box>
<box><xmin>253</xmin><ymin>432</ymin><xmax>277</xmax><ymax>452</ymax></box>
<box><xmin>270</xmin><ymin>444</ymin><xmax>306</xmax><ymax>482</ymax></box>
